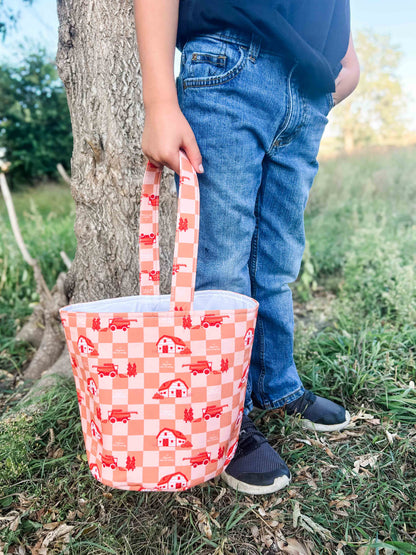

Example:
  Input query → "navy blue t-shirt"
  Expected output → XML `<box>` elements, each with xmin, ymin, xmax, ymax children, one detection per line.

<box><xmin>176</xmin><ymin>0</ymin><xmax>350</xmax><ymax>95</ymax></box>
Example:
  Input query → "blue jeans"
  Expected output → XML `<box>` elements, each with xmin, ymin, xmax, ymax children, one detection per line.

<box><xmin>174</xmin><ymin>28</ymin><xmax>334</xmax><ymax>414</ymax></box>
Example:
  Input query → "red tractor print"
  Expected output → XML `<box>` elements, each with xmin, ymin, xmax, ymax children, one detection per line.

<box><xmin>108</xmin><ymin>409</ymin><xmax>138</xmax><ymax>424</ymax></box>
<box><xmin>141</xmin><ymin>269</ymin><xmax>160</xmax><ymax>282</ymax></box>
<box><xmin>92</xmin><ymin>363</ymin><xmax>119</xmax><ymax>378</ymax></box>
<box><xmin>140</xmin><ymin>232</ymin><xmax>158</xmax><ymax>245</ymax></box>
<box><xmin>108</xmin><ymin>317</ymin><xmax>137</xmax><ymax>331</ymax></box>
<box><xmin>142</xmin><ymin>192</ymin><xmax>159</xmax><ymax>206</ymax></box>
<box><xmin>182</xmin><ymin>360</ymin><xmax>213</xmax><ymax>376</ymax></box>
<box><xmin>202</xmin><ymin>404</ymin><xmax>228</xmax><ymax>420</ymax></box>
<box><xmin>225</xmin><ymin>440</ymin><xmax>238</xmax><ymax>464</ymax></box>
<box><xmin>183</xmin><ymin>452</ymin><xmax>211</xmax><ymax>468</ymax></box>
<box><xmin>172</xmin><ymin>263</ymin><xmax>187</xmax><ymax>275</ymax></box>
<box><xmin>200</xmin><ymin>314</ymin><xmax>230</xmax><ymax>328</ymax></box>
<box><xmin>100</xmin><ymin>453</ymin><xmax>118</xmax><ymax>470</ymax></box>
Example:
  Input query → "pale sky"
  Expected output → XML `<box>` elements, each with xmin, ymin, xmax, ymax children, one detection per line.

<box><xmin>1</xmin><ymin>0</ymin><xmax>415</xmax><ymax>128</ymax></box>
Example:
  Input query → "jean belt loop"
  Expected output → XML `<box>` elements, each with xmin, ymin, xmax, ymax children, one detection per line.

<box><xmin>248</xmin><ymin>33</ymin><xmax>261</xmax><ymax>63</ymax></box>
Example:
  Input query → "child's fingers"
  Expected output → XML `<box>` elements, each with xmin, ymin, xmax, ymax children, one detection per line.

<box><xmin>146</xmin><ymin>156</ymin><xmax>164</xmax><ymax>170</ymax></box>
<box><xmin>181</xmin><ymin>133</ymin><xmax>204</xmax><ymax>175</ymax></box>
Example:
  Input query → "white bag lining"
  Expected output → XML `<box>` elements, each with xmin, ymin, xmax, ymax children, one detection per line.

<box><xmin>63</xmin><ymin>289</ymin><xmax>258</xmax><ymax>313</ymax></box>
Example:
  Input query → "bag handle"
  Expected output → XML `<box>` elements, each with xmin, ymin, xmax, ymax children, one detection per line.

<box><xmin>139</xmin><ymin>149</ymin><xmax>200</xmax><ymax>312</ymax></box>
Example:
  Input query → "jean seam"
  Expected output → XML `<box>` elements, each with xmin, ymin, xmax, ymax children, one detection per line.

<box><xmin>248</xmin><ymin>183</ymin><xmax>267</xmax><ymax>406</ymax></box>
<box><xmin>261</xmin><ymin>384</ymin><xmax>306</xmax><ymax>409</ymax></box>
<box><xmin>183</xmin><ymin>45</ymin><xmax>247</xmax><ymax>90</ymax></box>
<box><xmin>266</xmin><ymin>60</ymin><xmax>298</xmax><ymax>155</ymax></box>
<box><xmin>276</xmin><ymin>83</ymin><xmax>308</xmax><ymax>148</ymax></box>
<box><xmin>201</xmin><ymin>32</ymin><xmax>294</xmax><ymax>60</ymax></box>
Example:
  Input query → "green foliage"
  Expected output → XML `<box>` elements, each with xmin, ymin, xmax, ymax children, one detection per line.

<box><xmin>0</xmin><ymin>182</ymin><xmax>76</xmax><ymax>376</ymax></box>
<box><xmin>294</xmin><ymin>146</ymin><xmax>416</xmax><ymax>422</ymax></box>
<box><xmin>0</xmin><ymin>44</ymin><xmax>72</xmax><ymax>185</ymax></box>
<box><xmin>328</xmin><ymin>30</ymin><xmax>414</xmax><ymax>152</ymax></box>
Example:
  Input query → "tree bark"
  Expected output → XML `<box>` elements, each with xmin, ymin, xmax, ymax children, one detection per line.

<box><xmin>55</xmin><ymin>0</ymin><xmax>177</xmax><ymax>305</ymax></box>
<box><xmin>5</xmin><ymin>1</ymin><xmax>177</xmax><ymax>415</ymax></box>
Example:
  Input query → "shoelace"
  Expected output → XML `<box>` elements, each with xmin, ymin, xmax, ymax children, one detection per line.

<box><xmin>285</xmin><ymin>389</ymin><xmax>317</xmax><ymax>415</ymax></box>
<box><xmin>235</xmin><ymin>415</ymin><xmax>268</xmax><ymax>457</ymax></box>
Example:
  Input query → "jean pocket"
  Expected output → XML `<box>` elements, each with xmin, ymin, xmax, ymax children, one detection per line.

<box><xmin>181</xmin><ymin>35</ymin><xmax>247</xmax><ymax>90</ymax></box>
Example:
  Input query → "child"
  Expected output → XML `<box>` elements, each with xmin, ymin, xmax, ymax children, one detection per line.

<box><xmin>134</xmin><ymin>0</ymin><xmax>360</xmax><ymax>495</ymax></box>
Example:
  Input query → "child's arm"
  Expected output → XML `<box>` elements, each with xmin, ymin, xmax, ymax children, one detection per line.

<box><xmin>332</xmin><ymin>32</ymin><xmax>361</xmax><ymax>106</ymax></box>
<box><xmin>133</xmin><ymin>0</ymin><xmax>204</xmax><ymax>175</ymax></box>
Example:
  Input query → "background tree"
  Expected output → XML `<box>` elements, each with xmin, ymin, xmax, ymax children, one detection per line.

<box><xmin>0</xmin><ymin>0</ymin><xmax>33</xmax><ymax>40</ymax></box>
<box><xmin>328</xmin><ymin>30</ymin><xmax>413</xmax><ymax>154</ymax></box>
<box><xmin>55</xmin><ymin>0</ymin><xmax>176</xmax><ymax>309</ymax></box>
<box><xmin>0</xmin><ymin>45</ymin><xmax>72</xmax><ymax>186</ymax></box>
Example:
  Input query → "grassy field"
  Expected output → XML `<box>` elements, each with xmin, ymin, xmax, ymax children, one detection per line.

<box><xmin>0</xmin><ymin>146</ymin><xmax>415</xmax><ymax>554</ymax></box>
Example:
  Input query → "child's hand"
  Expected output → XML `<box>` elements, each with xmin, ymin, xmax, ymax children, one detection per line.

<box><xmin>331</xmin><ymin>31</ymin><xmax>360</xmax><ymax>107</ymax></box>
<box><xmin>332</xmin><ymin>63</ymin><xmax>360</xmax><ymax>106</ymax></box>
<box><xmin>141</xmin><ymin>100</ymin><xmax>204</xmax><ymax>176</ymax></box>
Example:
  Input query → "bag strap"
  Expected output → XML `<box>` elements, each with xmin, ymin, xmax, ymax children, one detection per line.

<box><xmin>139</xmin><ymin>149</ymin><xmax>200</xmax><ymax>312</ymax></box>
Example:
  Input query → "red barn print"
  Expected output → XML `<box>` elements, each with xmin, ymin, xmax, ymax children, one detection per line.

<box><xmin>238</xmin><ymin>363</ymin><xmax>250</xmax><ymax>389</ymax></box>
<box><xmin>157</xmin><ymin>428</ymin><xmax>191</xmax><ymax>448</ymax></box>
<box><xmin>77</xmin><ymin>335</ymin><xmax>98</xmax><ymax>356</ymax></box>
<box><xmin>244</xmin><ymin>328</ymin><xmax>255</xmax><ymax>346</ymax></box>
<box><xmin>90</xmin><ymin>419</ymin><xmax>102</xmax><ymax>441</ymax></box>
<box><xmin>89</xmin><ymin>463</ymin><xmax>101</xmax><ymax>480</ymax></box>
<box><xmin>156</xmin><ymin>335</ymin><xmax>190</xmax><ymax>355</ymax></box>
<box><xmin>153</xmin><ymin>379</ymin><xmax>189</xmax><ymax>399</ymax></box>
<box><xmin>235</xmin><ymin>408</ymin><xmax>244</xmax><ymax>428</ymax></box>
<box><xmin>225</xmin><ymin>440</ymin><xmax>238</xmax><ymax>464</ymax></box>
<box><xmin>156</xmin><ymin>472</ymin><xmax>188</xmax><ymax>491</ymax></box>
<box><xmin>87</xmin><ymin>378</ymin><xmax>98</xmax><ymax>396</ymax></box>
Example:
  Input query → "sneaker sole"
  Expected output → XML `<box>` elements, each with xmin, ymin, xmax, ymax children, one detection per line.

<box><xmin>220</xmin><ymin>470</ymin><xmax>291</xmax><ymax>495</ymax></box>
<box><xmin>300</xmin><ymin>409</ymin><xmax>351</xmax><ymax>432</ymax></box>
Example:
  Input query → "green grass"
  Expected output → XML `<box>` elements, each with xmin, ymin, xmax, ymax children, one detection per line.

<box><xmin>0</xmin><ymin>181</ymin><xmax>76</xmax><ymax>380</ymax></box>
<box><xmin>1</xmin><ymin>147</ymin><xmax>415</xmax><ymax>554</ymax></box>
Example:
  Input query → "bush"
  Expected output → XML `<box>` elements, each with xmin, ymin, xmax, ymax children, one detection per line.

<box><xmin>0</xmin><ymin>45</ymin><xmax>72</xmax><ymax>186</ymax></box>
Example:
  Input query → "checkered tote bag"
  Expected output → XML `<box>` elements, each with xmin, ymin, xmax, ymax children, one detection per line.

<box><xmin>59</xmin><ymin>149</ymin><xmax>259</xmax><ymax>491</ymax></box>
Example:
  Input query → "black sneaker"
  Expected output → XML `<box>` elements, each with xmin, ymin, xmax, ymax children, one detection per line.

<box><xmin>221</xmin><ymin>414</ymin><xmax>291</xmax><ymax>495</ymax></box>
<box><xmin>284</xmin><ymin>389</ymin><xmax>351</xmax><ymax>432</ymax></box>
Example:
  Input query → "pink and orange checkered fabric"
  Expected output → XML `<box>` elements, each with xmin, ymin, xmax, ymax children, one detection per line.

<box><xmin>60</xmin><ymin>150</ymin><xmax>259</xmax><ymax>491</ymax></box>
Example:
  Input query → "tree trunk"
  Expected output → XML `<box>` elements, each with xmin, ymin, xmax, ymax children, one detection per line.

<box><xmin>344</xmin><ymin>128</ymin><xmax>355</xmax><ymax>154</ymax></box>
<box><xmin>55</xmin><ymin>0</ymin><xmax>177</xmax><ymax>305</ymax></box>
<box><xmin>5</xmin><ymin>1</ymin><xmax>177</xmax><ymax>413</ymax></box>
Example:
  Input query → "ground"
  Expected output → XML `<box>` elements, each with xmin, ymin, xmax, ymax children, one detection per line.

<box><xmin>0</xmin><ymin>146</ymin><xmax>415</xmax><ymax>554</ymax></box>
